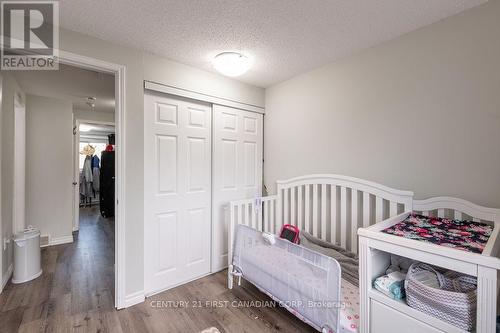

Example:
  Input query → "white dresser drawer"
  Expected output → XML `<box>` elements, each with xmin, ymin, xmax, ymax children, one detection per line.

<box><xmin>370</xmin><ymin>299</ymin><xmax>443</xmax><ymax>333</ymax></box>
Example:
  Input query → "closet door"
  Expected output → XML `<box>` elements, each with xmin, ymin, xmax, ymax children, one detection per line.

<box><xmin>144</xmin><ymin>92</ymin><xmax>212</xmax><ymax>294</ymax></box>
<box><xmin>212</xmin><ymin>105</ymin><xmax>263</xmax><ymax>272</ymax></box>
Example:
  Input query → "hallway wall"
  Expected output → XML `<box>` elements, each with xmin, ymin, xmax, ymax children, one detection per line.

<box><xmin>0</xmin><ymin>73</ymin><xmax>25</xmax><ymax>289</ymax></box>
<box><xmin>26</xmin><ymin>95</ymin><xmax>73</xmax><ymax>244</ymax></box>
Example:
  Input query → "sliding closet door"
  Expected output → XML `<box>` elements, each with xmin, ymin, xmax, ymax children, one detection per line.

<box><xmin>212</xmin><ymin>105</ymin><xmax>263</xmax><ymax>272</ymax></box>
<box><xmin>144</xmin><ymin>92</ymin><xmax>212</xmax><ymax>294</ymax></box>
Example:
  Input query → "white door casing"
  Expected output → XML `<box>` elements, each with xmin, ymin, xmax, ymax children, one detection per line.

<box><xmin>73</xmin><ymin>120</ymin><xmax>80</xmax><ymax>231</ymax></box>
<box><xmin>212</xmin><ymin>105</ymin><xmax>263</xmax><ymax>272</ymax></box>
<box><xmin>13</xmin><ymin>94</ymin><xmax>26</xmax><ymax>234</ymax></box>
<box><xmin>144</xmin><ymin>92</ymin><xmax>212</xmax><ymax>295</ymax></box>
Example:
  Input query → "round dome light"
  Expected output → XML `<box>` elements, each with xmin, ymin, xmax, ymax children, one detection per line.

<box><xmin>213</xmin><ymin>52</ymin><xmax>252</xmax><ymax>77</ymax></box>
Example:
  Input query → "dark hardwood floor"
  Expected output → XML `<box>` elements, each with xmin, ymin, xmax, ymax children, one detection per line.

<box><xmin>0</xmin><ymin>207</ymin><xmax>315</xmax><ymax>332</ymax></box>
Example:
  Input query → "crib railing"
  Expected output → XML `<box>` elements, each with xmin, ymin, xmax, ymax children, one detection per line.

<box><xmin>276</xmin><ymin>175</ymin><xmax>413</xmax><ymax>254</ymax></box>
<box><xmin>228</xmin><ymin>195</ymin><xmax>278</xmax><ymax>270</ymax></box>
<box><xmin>228</xmin><ymin>174</ymin><xmax>414</xmax><ymax>261</ymax></box>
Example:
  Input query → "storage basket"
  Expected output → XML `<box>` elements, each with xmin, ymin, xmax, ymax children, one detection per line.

<box><xmin>405</xmin><ymin>262</ymin><xmax>477</xmax><ymax>331</ymax></box>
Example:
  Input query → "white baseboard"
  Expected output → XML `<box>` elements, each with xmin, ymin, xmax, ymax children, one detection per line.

<box><xmin>1</xmin><ymin>264</ymin><xmax>13</xmax><ymax>291</ymax></box>
<box><xmin>123</xmin><ymin>290</ymin><xmax>145</xmax><ymax>308</ymax></box>
<box><xmin>40</xmin><ymin>235</ymin><xmax>74</xmax><ymax>248</ymax></box>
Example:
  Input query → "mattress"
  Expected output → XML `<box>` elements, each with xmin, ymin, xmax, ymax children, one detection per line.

<box><xmin>340</xmin><ymin>279</ymin><xmax>360</xmax><ymax>333</ymax></box>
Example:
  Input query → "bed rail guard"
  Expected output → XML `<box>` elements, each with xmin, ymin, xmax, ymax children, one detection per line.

<box><xmin>228</xmin><ymin>195</ymin><xmax>278</xmax><ymax>287</ymax></box>
<box><xmin>231</xmin><ymin>224</ymin><xmax>341</xmax><ymax>333</ymax></box>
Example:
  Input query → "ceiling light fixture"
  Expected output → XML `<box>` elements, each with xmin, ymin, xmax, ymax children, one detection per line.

<box><xmin>86</xmin><ymin>96</ymin><xmax>96</xmax><ymax>110</ymax></box>
<box><xmin>213</xmin><ymin>52</ymin><xmax>252</xmax><ymax>77</ymax></box>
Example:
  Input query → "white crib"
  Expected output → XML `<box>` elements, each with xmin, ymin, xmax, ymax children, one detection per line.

<box><xmin>228</xmin><ymin>174</ymin><xmax>414</xmax><ymax>289</ymax></box>
<box><xmin>227</xmin><ymin>174</ymin><xmax>415</xmax><ymax>333</ymax></box>
<box><xmin>227</xmin><ymin>174</ymin><xmax>500</xmax><ymax>333</ymax></box>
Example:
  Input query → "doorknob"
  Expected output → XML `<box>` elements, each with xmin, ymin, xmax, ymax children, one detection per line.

<box><xmin>72</xmin><ymin>182</ymin><xmax>78</xmax><ymax>186</ymax></box>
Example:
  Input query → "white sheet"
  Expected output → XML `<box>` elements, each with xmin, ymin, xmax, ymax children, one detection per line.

<box><xmin>339</xmin><ymin>279</ymin><xmax>360</xmax><ymax>333</ymax></box>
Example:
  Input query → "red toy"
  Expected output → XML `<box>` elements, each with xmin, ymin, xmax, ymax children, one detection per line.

<box><xmin>279</xmin><ymin>224</ymin><xmax>300</xmax><ymax>244</ymax></box>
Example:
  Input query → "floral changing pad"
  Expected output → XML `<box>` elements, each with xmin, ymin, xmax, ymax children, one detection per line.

<box><xmin>382</xmin><ymin>213</ymin><xmax>492</xmax><ymax>254</ymax></box>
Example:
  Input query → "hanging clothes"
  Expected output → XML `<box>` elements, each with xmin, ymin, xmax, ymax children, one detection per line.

<box><xmin>82</xmin><ymin>154</ymin><xmax>93</xmax><ymax>197</ymax></box>
<box><xmin>92</xmin><ymin>154</ymin><xmax>100</xmax><ymax>192</ymax></box>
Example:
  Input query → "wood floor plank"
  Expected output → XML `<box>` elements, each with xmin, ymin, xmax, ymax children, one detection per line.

<box><xmin>0</xmin><ymin>206</ymin><xmax>316</xmax><ymax>333</ymax></box>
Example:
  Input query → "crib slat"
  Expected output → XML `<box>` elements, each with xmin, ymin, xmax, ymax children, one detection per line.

<box><xmin>437</xmin><ymin>209</ymin><xmax>445</xmax><ymax>218</ymax></box>
<box><xmin>237</xmin><ymin>203</ymin><xmax>242</xmax><ymax>227</ymax></box>
<box><xmin>305</xmin><ymin>185</ymin><xmax>311</xmax><ymax>233</ymax></box>
<box><xmin>263</xmin><ymin>201</ymin><xmax>268</xmax><ymax>231</ymax></box>
<box><xmin>285</xmin><ymin>188</ymin><xmax>290</xmax><ymax>225</ymax></box>
<box><xmin>297</xmin><ymin>186</ymin><xmax>303</xmax><ymax>230</ymax></box>
<box><xmin>270</xmin><ymin>199</ymin><xmax>276</xmax><ymax>233</ymax></box>
<box><xmin>390</xmin><ymin>201</ymin><xmax>397</xmax><ymax>217</ymax></box>
<box><xmin>422</xmin><ymin>210</ymin><xmax>429</xmax><ymax>217</ymax></box>
<box><xmin>454</xmin><ymin>211</ymin><xmax>462</xmax><ymax>220</ymax></box>
<box><xmin>375</xmin><ymin>197</ymin><xmax>383</xmax><ymax>223</ymax></box>
<box><xmin>363</xmin><ymin>192</ymin><xmax>370</xmax><ymax>227</ymax></box>
<box><xmin>340</xmin><ymin>186</ymin><xmax>347</xmax><ymax>249</ymax></box>
<box><xmin>351</xmin><ymin>189</ymin><xmax>358</xmax><ymax>253</ymax></box>
<box><xmin>290</xmin><ymin>187</ymin><xmax>296</xmax><ymax>226</ymax></box>
<box><xmin>321</xmin><ymin>184</ymin><xmax>327</xmax><ymax>240</ymax></box>
<box><xmin>473</xmin><ymin>217</ymin><xmax>480</xmax><ymax>222</ymax></box>
<box><xmin>257</xmin><ymin>201</ymin><xmax>263</xmax><ymax>231</ymax></box>
<box><xmin>330</xmin><ymin>185</ymin><xmax>337</xmax><ymax>243</ymax></box>
<box><xmin>312</xmin><ymin>184</ymin><xmax>319</xmax><ymax>237</ymax></box>
<box><xmin>246</xmin><ymin>203</ymin><xmax>252</xmax><ymax>226</ymax></box>
<box><xmin>251</xmin><ymin>202</ymin><xmax>256</xmax><ymax>228</ymax></box>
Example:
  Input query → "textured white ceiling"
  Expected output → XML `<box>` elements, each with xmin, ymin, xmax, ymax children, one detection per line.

<box><xmin>12</xmin><ymin>64</ymin><xmax>115</xmax><ymax>113</ymax></box>
<box><xmin>59</xmin><ymin>0</ymin><xmax>486</xmax><ymax>87</ymax></box>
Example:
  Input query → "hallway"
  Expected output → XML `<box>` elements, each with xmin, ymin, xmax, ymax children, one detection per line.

<box><xmin>0</xmin><ymin>207</ymin><xmax>313</xmax><ymax>332</ymax></box>
<box><xmin>0</xmin><ymin>207</ymin><xmax>115</xmax><ymax>332</ymax></box>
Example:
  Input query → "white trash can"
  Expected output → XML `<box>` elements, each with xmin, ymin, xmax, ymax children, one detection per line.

<box><xmin>12</xmin><ymin>227</ymin><xmax>42</xmax><ymax>284</ymax></box>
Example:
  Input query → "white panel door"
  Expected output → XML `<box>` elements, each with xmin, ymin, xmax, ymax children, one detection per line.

<box><xmin>212</xmin><ymin>105</ymin><xmax>263</xmax><ymax>272</ymax></box>
<box><xmin>144</xmin><ymin>92</ymin><xmax>212</xmax><ymax>295</ymax></box>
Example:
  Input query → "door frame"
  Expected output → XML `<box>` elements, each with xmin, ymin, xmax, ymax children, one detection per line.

<box><xmin>73</xmin><ymin>119</ymin><xmax>116</xmax><ymax>232</ymax></box>
<box><xmin>13</xmin><ymin>93</ymin><xmax>26</xmax><ymax>235</ymax></box>
<box><xmin>58</xmin><ymin>50</ymin><xmax>127</xmax><ymax>309</ymax></box>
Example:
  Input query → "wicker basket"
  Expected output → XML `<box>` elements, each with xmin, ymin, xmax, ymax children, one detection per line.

<box><xmin>405</xmin><ymin>262</ymin><xmax>477</xmax><ymax>331</ymax></box>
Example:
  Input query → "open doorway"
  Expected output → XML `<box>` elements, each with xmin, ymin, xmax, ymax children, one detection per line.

<box><xmin>75</xmin><ymin>121</ymin><xmax>116</xmax><ymax>231</ymax></box>
<box><xmin>0</xmin><ymin>61</ymin><xmax>123</xmax><ymax>305</ymax></box>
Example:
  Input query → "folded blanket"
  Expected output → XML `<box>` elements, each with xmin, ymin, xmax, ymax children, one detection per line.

<box><xmin>299</xmin><ymin>231</ymin><xmax>359</xmax><ymax>286</ymax></box>
<box><xmin>373</xmin><ymin>271</ymin><xmax>406</xmax><ymax>300</ymax></box>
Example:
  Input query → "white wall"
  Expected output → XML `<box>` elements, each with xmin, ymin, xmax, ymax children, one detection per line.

<box><xmin>0</xmin><ymin>73</ymin><xmax>25</xmax><ymax>287</ymax></box>
<box><xmin>26</xmin><ymin>95</ymin><xmax>73</xmax><ymax>242</ymax></box>
<box><xmin>264</xmin><ymin>0</ymin><xmax>500</xmax><ymax>208</ymax></box>
<box><xmin>58</xmin><ymin>28</ymin><xmax>265</xmax><ymax>298</ymax></box>
<box><xmin>73</xmin><ymin>108</ymin><xmax>114</xmax><ymax>124</ymax></box>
